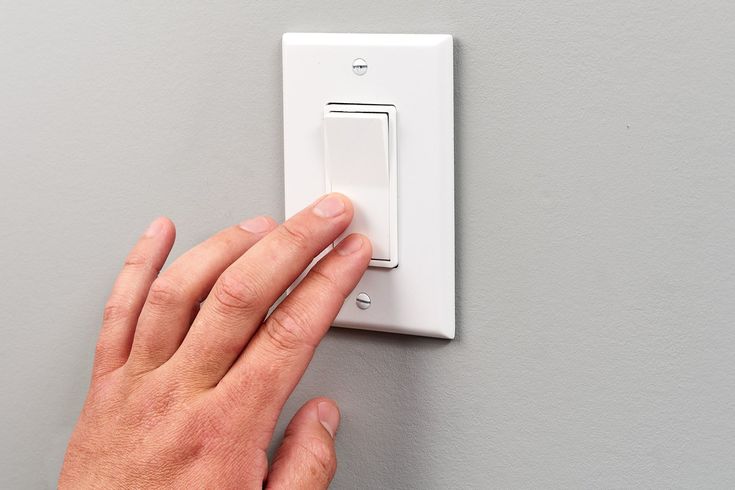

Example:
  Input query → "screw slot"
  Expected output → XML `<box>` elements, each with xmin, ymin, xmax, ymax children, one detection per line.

<box><xmin>352</xmin><ymin>58</ymin><xmax>368</xmax><ymax>76</ymax></box>
<box><xmin>356</xmin><ymin>292</ymin><xmax>371</xmax><ymax>309</ymax></box>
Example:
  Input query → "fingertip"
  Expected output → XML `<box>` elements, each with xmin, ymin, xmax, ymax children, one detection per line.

<box><xmin>143</xmin><ymin>216</ymin><xmax>175</xmax><ymax>240</ymax></box>
<box><xmin>335</xmin><ymin>233</ymin><xmax>372</xmax><ymax>258</ymax></box>
<box><xmin>239</xmin><ymin>215</ymin><xmax>277</xmax><ymax>235</ymax></box>
<box><xmin>161</xmin><ymin>216</ymin><xmax>176</xmax><ymax>236</ymax></box>
<box><xmin>316</xmin><ymin>398</ymin><xmax>341</xmax><ymax>439</ymax></box>
<box><xmin>329</xmin><ymin>192</ymin><xmax>353</xmax><ymax>211</ymax></box>
<box><xmin>267</xmin><ymin>396</ymin><xmax>340</xmax><ymax>488</ymax></box>
<box><xmin>290</xmin><ymin>397</ymin><xmax>341</xmax><ymax>438</ymax></box>
<box><xmin>312</xmin><ymin>192</ymin><xmax>353</xmax><ymax>219</ymax></box>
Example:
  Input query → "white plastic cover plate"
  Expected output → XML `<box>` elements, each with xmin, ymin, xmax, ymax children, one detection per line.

<box><xmin>282</xmin><ymin>33</ymin><xmax>455</xmax><ymax>339</ymax></box>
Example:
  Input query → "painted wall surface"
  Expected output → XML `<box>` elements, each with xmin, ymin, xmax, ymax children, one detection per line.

<box><xmin>2</xmin><ymin>1</ymin><xmax>734</xmax><ymax>488</ymax></box>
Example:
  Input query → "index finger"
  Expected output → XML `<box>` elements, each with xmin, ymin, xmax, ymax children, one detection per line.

<box><xmin>166</xmin><ymin>193</ymin><xmax>353</xmax><ymax>387</ymax></box>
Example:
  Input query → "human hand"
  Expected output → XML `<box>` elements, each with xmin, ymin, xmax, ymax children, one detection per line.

<box><xmin>59</xmin><ymin>193</ymin><xmax>371</xmax><ymax>489</ymax></box>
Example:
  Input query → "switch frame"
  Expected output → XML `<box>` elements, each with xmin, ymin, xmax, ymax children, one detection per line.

<box><xmin>282</xmin><ymin>33</ymin><xmax>454</xmax><ymax>339</ymax></box>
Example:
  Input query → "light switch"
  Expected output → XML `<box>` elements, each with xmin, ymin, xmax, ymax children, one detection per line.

<box><xmin>323</xmin><ymin>104</ymin><xmax>398</xmax><ymax>268</ymax></box>
<box><xmin>283</xmin><ymin>33</ymin><xmax>455</xmax><ymax>339</ymax></box>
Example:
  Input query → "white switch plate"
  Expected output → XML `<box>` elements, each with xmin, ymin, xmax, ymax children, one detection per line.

<box><xmin>282</xmin><ymin>33</ymin><xmax>455</xmax><ymax>339</ymax></box>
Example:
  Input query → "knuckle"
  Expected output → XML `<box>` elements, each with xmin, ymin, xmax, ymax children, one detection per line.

<box><xmin>122</xmin><ymin>383</ymin><xmax>187</xmax><ymax>432</ymax></box>
<box><xmin>92</xmin><ymin>340</ymin><xmax>114</xmax><ymax>371</ymax></box>
<box><xmin>123</xmin><ymin>251</ymin><xmax>149</xmax><ymax>270</ymax></box>
<box><xmin>278</xmin><ymin>220</ymin><xmax>312</xmax><ymax>252</ymax></box>
<box><xmin>146</xmin><ymin>276</ymin><xmax>185</xmax><ymax>308</ymax></box>
<box><xmin>308</xmin><ymin>266</ymin><xmax>343</xmax><ymax>297</ymax></box>
<box><xmin>296</xmin><ymin>436</ymin><xmax>337</xmax><ymax>483</ymax></box>
<box><xmin>102</xmin><ymin>299</ymin><xmax>131</xmax><ymax>323</ymax></box>
<box><xmin>212</xmin><ymin>270</ymin><xmax>262</xmax><ymax>313</ymax></box>
<box><xmin>263</xmin><ymin>306</ymin><xmax>312</xmax><ymax>354</ymax></box>
<box><xmin>86</xmin><ymin>369</ymin><xmax>120</xmax><ymax>403</ymax></box>
<box><xmin>249</xmin><ymin>447</ymin><xmax>270</xmax><ymax>482</ymax></box>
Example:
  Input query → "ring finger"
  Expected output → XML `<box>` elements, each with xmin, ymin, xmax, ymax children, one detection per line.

<box><xmin>126</xmin><ymin>216</ymin><xmax>277</xmax><ymax>373</ymax></box>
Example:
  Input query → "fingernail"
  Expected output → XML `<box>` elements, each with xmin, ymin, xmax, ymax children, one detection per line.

<box><xmin>336</xmin><ymin>235</ymin><xmax>364</xmax><ymax>256</ymax></box>
<box><xmin>239</xmin><ymin>216</ymin><xmax>273</xmax><ymax>234</ymax></box>
<box><xmin>144</xmin><ymin>217</ymin><xmax>164</xmax><ymax>237</ymax></box>
<box><xmin>313</xmin><ymin>194</ymin><xmax>346</xmax><ymax>218</ymax></box>
<box><xmin>317</xmin><ymin>401</ymin><xmax>340</xmax><ymax>438</ymax></box>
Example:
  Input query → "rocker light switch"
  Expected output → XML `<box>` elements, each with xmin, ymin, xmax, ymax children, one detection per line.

<box><xmin>324</xmin><ymin>105</ymin><xmax>397</xmax><ymax>268</ymax></box>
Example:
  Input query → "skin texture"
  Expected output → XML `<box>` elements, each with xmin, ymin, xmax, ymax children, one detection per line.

<box><xmin>59</xmin><ymin>193</ymin><xmax>371</xmax><ymax>489</ymax></box>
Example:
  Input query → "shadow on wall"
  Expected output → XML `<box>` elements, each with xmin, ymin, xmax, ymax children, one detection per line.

<box><xmin>319</xmin><ymin>327</ymin><xmax>453</xmax><ymax>487</ymax></box>
<box><xmin>318</xmin><ymin>37</ymin><xmax>467</xmax><ymax>487</ymax></box>
<box><xmin>322</xmin><ymin>37</ymin><xmax>469</xmax><ymax>487</ymax></box>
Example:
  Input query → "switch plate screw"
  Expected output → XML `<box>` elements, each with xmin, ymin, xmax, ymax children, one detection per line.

<box><xmin>356</xmin><ymin>292</ymin><xmax>371</xmax><ymax>309</ymax></box>
<box><xmin>352</xmin><ymin>58</ymin><xmax>368</xmax><ymax>76</ymax></box>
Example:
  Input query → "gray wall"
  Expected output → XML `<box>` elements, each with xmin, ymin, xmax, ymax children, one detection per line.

<box><xmin>2</xmin><ymin>1</ymin><xmax>734</xmax><ymax>488</ymax></box>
